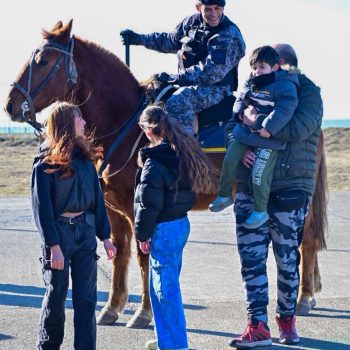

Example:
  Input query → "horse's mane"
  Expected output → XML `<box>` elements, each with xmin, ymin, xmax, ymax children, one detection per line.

<box><xmin>42</xmin><ymin>26</ymin><xmax>142</xmax><ymax>93</ymax></box>
<box><xmin>76</xmin><ymin>35</ymin><xmax>140</xmax><ymax>87</ymax></box>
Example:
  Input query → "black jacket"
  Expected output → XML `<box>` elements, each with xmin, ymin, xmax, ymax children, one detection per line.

<box><xmin>31</xmin><ymin>145</ymin><xmax>111</xmax><ymax>246</ymax></box>
<box><xmin>133</xmin><ymin>141</ymin><xmax>196</xmax><ymax>242</ymax></box>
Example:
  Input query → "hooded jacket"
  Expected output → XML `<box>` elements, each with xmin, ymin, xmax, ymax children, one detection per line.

<box><xmin>225</xmin><ymin>70</ymin><xmax>323</xmax><ymax>195</ymax></box>
<box><xmin>31</xmin><ymin>144</ymin><xmax>111</xmax><ymax>246</ymax></box>
<box><xmin>133</xmin><ymin>141</ymin><xmax>196</xmax><ymax>242</ymax></box>
<box><xmin>229</xmin><ymin>69</ymin><xmax>299</xmax><ymax>150</ymax></box>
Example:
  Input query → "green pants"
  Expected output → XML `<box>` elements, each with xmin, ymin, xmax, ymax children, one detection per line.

<box><xmin>220</xmin><ymin>139</ymin><xmax>278</xmax><ymax>212</ymax></box>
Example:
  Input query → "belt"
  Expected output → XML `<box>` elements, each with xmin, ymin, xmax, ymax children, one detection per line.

<box><xmin>58</xmin><ymin>212</ymin><xmax>85</xmax><ymax>225</ymax></box>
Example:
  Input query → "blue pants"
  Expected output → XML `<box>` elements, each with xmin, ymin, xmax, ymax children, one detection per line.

<box><xmin>234</xmin><ymin>192</ymin><xmax>311</xmax><ymax>324</ymax></box>
<box><xmin>149</xmin><ymin>217</ymin><xmax>190</xmax><ymax>350</ymax></box>
<box><xmin>37</xmin><ymin>213</ymin><xmax>98</xmax><ymax>350</ymax></box>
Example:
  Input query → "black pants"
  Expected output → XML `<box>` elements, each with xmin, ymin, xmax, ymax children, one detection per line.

<box><xmin>37</xmin><ymin>213</ymin><xmax>98</xmax><ymax>350</ymax></box>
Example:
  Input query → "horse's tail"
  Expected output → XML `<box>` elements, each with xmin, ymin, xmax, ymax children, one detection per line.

<box><xmin>310</xmin><ymin>132</ymin><xmax>329</xmax><ymax>250</ymax></box>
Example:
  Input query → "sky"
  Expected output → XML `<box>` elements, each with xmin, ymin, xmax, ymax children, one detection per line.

<box><xmin>1</xmin><ymin>0</ymin><xmax>349</xmax><ymax>125</ymax></box>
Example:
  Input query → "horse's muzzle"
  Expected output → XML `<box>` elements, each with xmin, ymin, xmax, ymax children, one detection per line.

<box><xmin>5</xmin><ymin>100</ymin><xmax>12</xmax><ymax>115</ymax></box>
<box><xmin>4</xmin><ymin>99</ymin><xmax>25</xmax><ymax>123</ymax></box>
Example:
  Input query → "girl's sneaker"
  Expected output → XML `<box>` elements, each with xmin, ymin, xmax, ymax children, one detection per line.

<box><xmin>229</xmin><ymin>321</ymin><xmax>272</xmax><ymax>348</ymax></box>
<box><xmin>209</xmin><ymin>196</ymin><xmax>234</xmax><ymax>212</ymax></box>
<box><xmin>243</xmin><ymin>211</ymin><xmax>269</xmax><ymax>229</ymax></box>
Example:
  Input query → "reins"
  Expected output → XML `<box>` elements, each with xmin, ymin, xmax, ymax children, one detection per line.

<box><xmin>97</xmin><ymin>94</ymin><xmax>149</xmax><ymax>178</ymax></box>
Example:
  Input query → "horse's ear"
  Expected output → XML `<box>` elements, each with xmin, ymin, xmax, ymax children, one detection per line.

<box><xmin>51</xmin><ymin>21</ymin><xmax>63</xmax><ymax>32</ymax></box>
<box><xmin>59</xmin><ymin>19</ymin><xmax>73</xmax><ymax>43</ymax></box>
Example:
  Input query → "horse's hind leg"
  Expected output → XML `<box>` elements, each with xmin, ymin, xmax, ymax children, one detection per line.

<box><xmin>97</xmin><ymin>208</ymin><xmax>132</xmax><ymax>325</ymax></box>
<box><xmin>125</xmin><ymin>246</ymin><xmax>153</xmax><ymax>328</ymax></box>
<box><xmin>297</xmin><ymin>238</ymin><xmax>316</xmax><ymax>316</ymax></box>
<box><xmin>311</xmin><ymin>254</ymin><xmax>322</xmax><ymax>308</ymax></box>
<box><xmin>297</xmin><ymin>246</ymin><xmax>321</xmax><ymax>314</ymax></box>
<box><xmin>297</xmin><ymin>135</ymin><xmax>327</xmax><ymax>316</ymax></box>
<box><xmin>297</xmin><ymin>206</ymin><xmax>321</xmax><ymax>316</ymax></box>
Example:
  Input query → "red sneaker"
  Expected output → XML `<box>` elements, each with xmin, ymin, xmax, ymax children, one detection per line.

<box><xmin>276</xmin><ymin>315</ymin><xmax>300</xmax><ymax>344</ymax></box>
<box><xmin>229</xmin><ymin>321</ymin><xmax>272</xmax><ymax>348</ymax></box>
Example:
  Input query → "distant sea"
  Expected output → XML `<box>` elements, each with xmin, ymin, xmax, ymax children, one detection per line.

<box><xmin>321</xmin><ymin>119</ymin><xmax>350</xmax><ymax>129</ymax></box>
<box><xmin>0</xmin><ymin>119</ymin><xmax>350</xmax><ymax>134</ymax></box>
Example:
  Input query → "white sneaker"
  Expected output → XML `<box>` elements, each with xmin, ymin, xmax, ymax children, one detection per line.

<box><xmin>145</xmin><ymin>339</ymin><xmax>157</xmax><ymax>350</ymax></box>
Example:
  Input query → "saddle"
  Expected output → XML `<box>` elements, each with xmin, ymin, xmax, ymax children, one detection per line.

<box><xmin>144</xmin><ymin>79</ymin><xmax>235</xmax><ymax>153</ymax></box>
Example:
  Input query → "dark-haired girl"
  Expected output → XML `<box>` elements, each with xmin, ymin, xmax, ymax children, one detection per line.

<box><xmin>134</xmin><ymin>106</ymin><xmax>215</xmax><ymax>350</ymax></box>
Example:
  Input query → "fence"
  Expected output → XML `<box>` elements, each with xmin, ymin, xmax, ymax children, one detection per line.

<box><xmin>0</xmin><ymin>126</ymin><xmax>35</xmax><ymax>134</ymax></box>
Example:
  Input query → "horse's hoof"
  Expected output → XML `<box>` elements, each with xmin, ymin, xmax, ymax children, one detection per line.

<box><xmin>97</xmin><ymin>305</ymin><xmax>119</xmax><ymax>325</ymax></box>
<box><xmin>126</xmin><ymin>308</ymin><xmax>152</xmax><ymax>329</ymax></box>
<box><xmin>295</xmin><ymin>298</ymin><xmax>311</xmax><ymax>316</ymax></box>
<box><xmin>309</xmin><ymin>297</ymin><xmax>317</xmax><ymax>309</ymax></box>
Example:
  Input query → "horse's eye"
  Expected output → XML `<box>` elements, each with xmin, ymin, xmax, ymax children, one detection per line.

<box><xmin>38</xmin><ymin>60</ymin><xmax>48</xmax><ymax>66</ymax></box>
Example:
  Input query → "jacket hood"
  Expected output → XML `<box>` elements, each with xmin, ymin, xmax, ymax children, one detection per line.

<box><xmin>280</xmin><ymin>65</ymin><xmax>301</xmax><ymax>75</ymax></box>
<box><xmin>275</xmin><ymin>69</ymin><xmax>299</xmax><ymax>85</ymax></box>
<box><xmin>248</xmin><ymin>68</ymin><xmax>299</xmax><ymax>90</ymax></box>
<box><xmin>139</xmin><ymin>141</ymin><xmax>179</xmax><ymax>170</ymax></box>
<box><xmin>33</xmin><ymin>140</ymin><xmax>83</xmax><ymax>166</ymax></box>
<box><xmin>33</xmin><ymin>140</ymin><xmax>49</xmax><ymax>165</ymax></box>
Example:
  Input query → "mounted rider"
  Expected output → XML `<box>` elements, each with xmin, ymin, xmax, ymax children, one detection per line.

<box><xmin>120</xmin><ymin>0</ymin><xmax>246</xmax><ymax>134</ymax></box>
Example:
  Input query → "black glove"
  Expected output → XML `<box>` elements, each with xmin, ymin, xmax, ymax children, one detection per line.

<box><xmin>154</xmin><ymin>72</ymin><xmax>178</xmax><ymax>84</ymax></box>
<box><xmin>120</xmin><ymin>29</ymin><xmax>141</xmax><ymax>45</ymax></box>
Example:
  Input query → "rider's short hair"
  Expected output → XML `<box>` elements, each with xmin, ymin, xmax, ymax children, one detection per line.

<box><xmin>198</xmin><ymin>0</ymin><xmax>226</xmax><ymax>7</ymax></box>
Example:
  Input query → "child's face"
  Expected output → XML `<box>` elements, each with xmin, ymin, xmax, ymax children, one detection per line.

<box><xmin>251</xmin><ymin>61</ymin><xmax>278</xmax><ymax>77</ymax></box>
<box><xmin>74</xmin><ymin>110</ymin><xmax>86</xmax><ymax>137</ymax></box>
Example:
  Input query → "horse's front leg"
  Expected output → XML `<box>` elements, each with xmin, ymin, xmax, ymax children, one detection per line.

<box><xmin>97</xmin><ymin>206</ymin><xmax>133</xmax><ymax>325</ymax></box>
<box><xmin>125</xmin><ymin>245</ymin><xmax>153</xmax><ymax>328</ymax></box>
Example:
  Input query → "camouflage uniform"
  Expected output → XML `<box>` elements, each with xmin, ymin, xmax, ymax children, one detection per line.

<box><xmin>137</xmin><ymin>13</ymin><xmax>245</xmax><ymax>133</ymax></box>
<box><xmin>234</xmin><ymin>192</ymin><xmax>311</xmax><ymax>324</ymax></box>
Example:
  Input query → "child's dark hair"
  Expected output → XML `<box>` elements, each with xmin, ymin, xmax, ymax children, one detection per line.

<box><xmin>138</xmin><ymin>105</ymin><xmax>216</xmax><ymax>195</ymax></box>
<box><xmin>249</xmin><ymin>45</ymin><xmax>280</xmax><ymax>68</ymax></box>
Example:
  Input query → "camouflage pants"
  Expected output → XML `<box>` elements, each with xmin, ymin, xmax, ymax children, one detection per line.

<box><xmin>234</xmin><ymin>191</ymin><xmax>311</xmax><ymax>324</ymax></box>
<box><xmin>165</xmin><ymin>85</ymin><xmax>231</xmax><ymax>134</ymax></box>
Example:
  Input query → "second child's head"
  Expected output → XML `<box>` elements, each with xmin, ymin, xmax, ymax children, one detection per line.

<box><xmin>44</xmin><ymin>102</ymin><xmax>101</xmax><ymax>178</ymax></box>
<box><xmin>46</xmin><ymin>102</ymin><xmax>86</xmax><ymax>143</ymax></box>
<box><xmin>249</xmin><ymin>46</ymin><xmax>280</xmax><ymax>77</ymax></box>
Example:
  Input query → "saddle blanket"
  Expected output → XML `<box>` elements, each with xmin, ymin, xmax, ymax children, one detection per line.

<box><xmin>198</xmin><ymin>122</ymin><xmax>227</xmax><ymax>153</ymax></box>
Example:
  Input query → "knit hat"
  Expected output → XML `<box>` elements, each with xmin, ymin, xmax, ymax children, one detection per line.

<box><xmin>199</xmin><ymin>0</ymin><xmax>226</xmax><ymax>6</ymax></box>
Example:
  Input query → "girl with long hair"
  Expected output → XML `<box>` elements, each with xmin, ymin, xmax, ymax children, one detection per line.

<box><xmin>134</xmin><ymin>105</ymin><xmax>215</xmax><ymax>350</ymax></box>
<box><xmin>31</xmin><ymin>102</ymin><xmax>116</xmax><ymax>350</ymax></box>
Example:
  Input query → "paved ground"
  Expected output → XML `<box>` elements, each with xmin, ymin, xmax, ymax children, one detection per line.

<box><xmin>0</xmin><ymin>193</ymin><xmax>349</xmax><ymax>350</ymax></box>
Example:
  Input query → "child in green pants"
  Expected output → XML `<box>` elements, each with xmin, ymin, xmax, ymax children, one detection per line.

<box><xmin>209</xmin><ymin>46</ymin><xmax>299</xmax><ymax>229</ymax></box>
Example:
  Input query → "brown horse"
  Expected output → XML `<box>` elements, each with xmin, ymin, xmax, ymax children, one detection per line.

<box><xmin>4</xmin><ymin>20</ymin><xmax>327</xmax><ymax>326</ymax></box>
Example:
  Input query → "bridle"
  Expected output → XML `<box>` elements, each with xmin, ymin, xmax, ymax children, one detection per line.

<box><xmin>11</xmin><ymin>37</ymin><xmax>78</xmax><ymax>133</ymax></box>
<box><xmin>12</xmin><ymin>34</ymin><xmax>148</xmax><ymax>178</ymax></box>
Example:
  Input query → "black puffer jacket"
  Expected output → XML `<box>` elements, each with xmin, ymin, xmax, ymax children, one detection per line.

<box><xmin>270</xmin><ymin>73</ymin><xmax>323</xmax><ymax>193</ymax></box>
<box><xmin>134</xmin><ymin>141</ymin><xmax>196</xmax><ymax>242</ymax></box>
